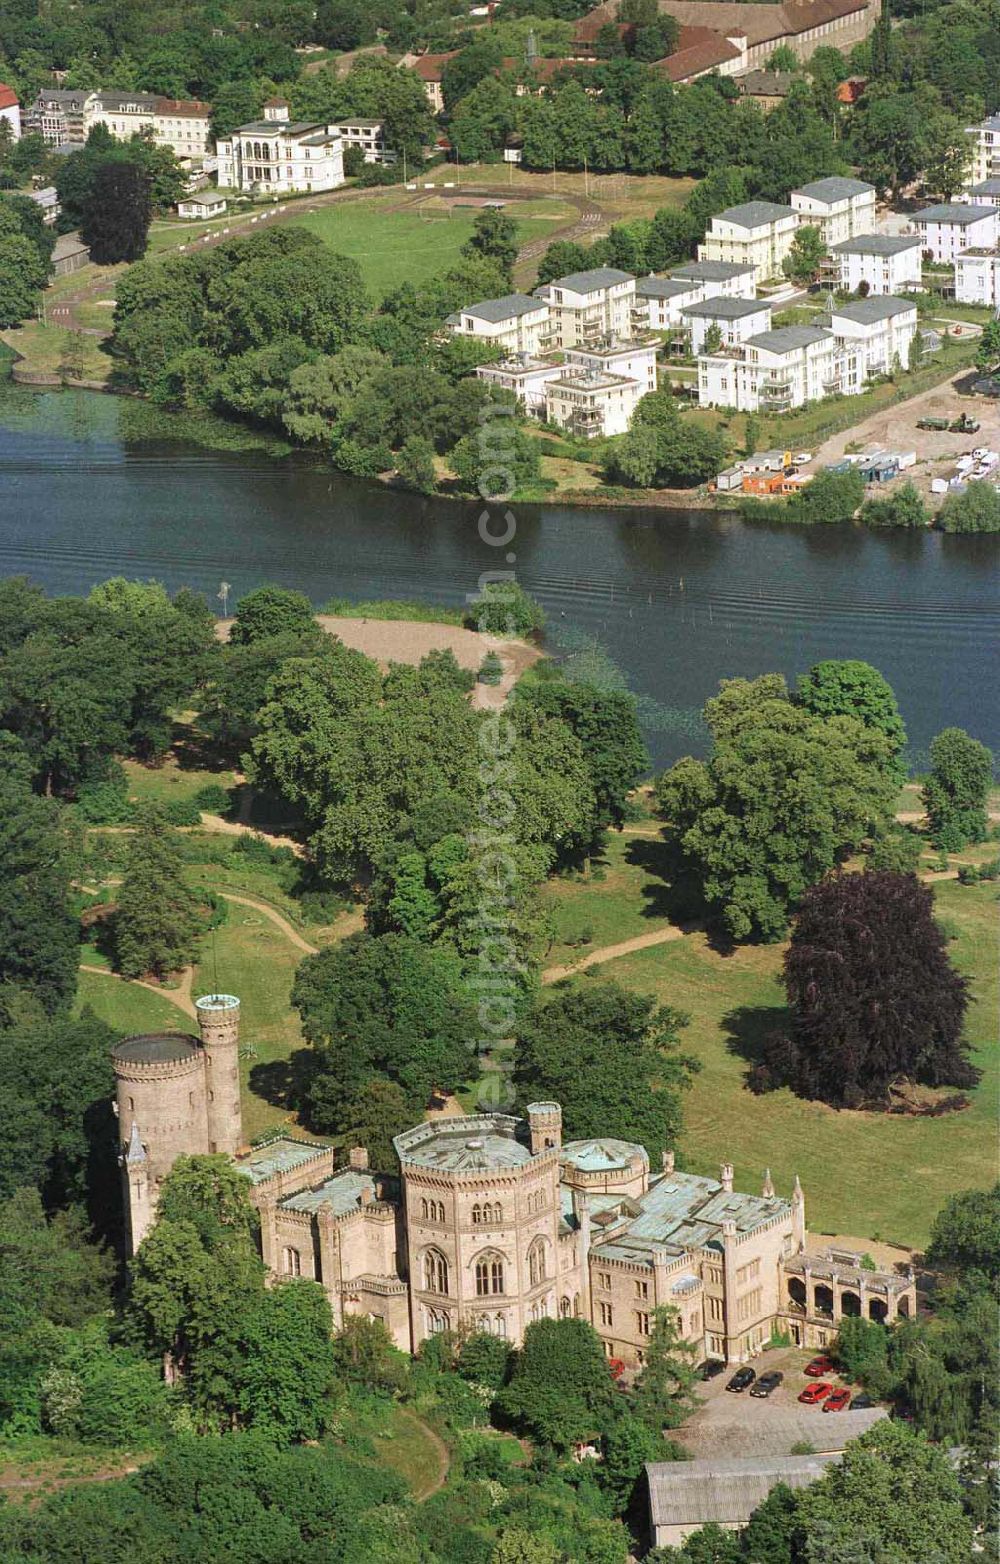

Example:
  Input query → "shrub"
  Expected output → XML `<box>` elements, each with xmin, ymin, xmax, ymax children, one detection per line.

<box><xmin>478</xmin><ymin>651</ymin><xmax>503</xmax><ymax>685</ymax></box>
<box><xmin>76</xmin><ymin>776</ymin><xmax>133</xmax><ymax>824</ymax></box>
<box><xmin>161</xmin><ymin>798</ymin><xmax>202</xmax><ymax>826</ymax></box>
<box><xmin>464</xmin><ymin>582</ymin><xmax>544</xmax><ymax>637</ymax></box>
<box><xmin>957</xmin><ymin>864</ymin><xmax>979</xmax><ymax>884</ymax></box>
<box><xmin>192</xmin><ymin>783</ymin><xmax>232</xmax><ymax>814</ymax></box>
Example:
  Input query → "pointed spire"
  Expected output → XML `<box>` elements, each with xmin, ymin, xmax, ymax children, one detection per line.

<box><xmin>762</xmin><ymin>1168</ymin><xmax>775</xmax><ymax>1198</ymax></box>
<box><xmin>125</xmin><ymin>1120</ymin><xmax>147</xmax><ymax>1164</ymax></box>
<box><xmin>792</xmin><ymin>1173</ymin><xmax>803</xmax><ymax>1203</ymax></box>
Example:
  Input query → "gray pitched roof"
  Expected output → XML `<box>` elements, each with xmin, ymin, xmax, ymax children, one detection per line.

<box><xmin>669</xmin><ymin>260</ymin><xmax>756</xmax><ymax>281</ymax></box>
<box><xmin>682</xmin><ymin>296</ymin><xmax>769</xmax><ymax>320</ymax></box>
<box><xmin>463</xmin><ymin>292</ymin><xmax>545</xmax><ymax>323</ymax></box>
<box><xmin>636</xmin><ymin>276</ymin><xmax>693</xmax><ymax>299</ymax></box>
<box><xmin>917</xmin><ymin>202</ymin><xmax>1000</xmax><ymax>224</ymax></box>
<box><xmin>543</xmin><ymin>267</ymin><xmax>634</xmax><ymax>293</ymax></box>
<box><xmin>674</xmin><ymin>1407</ymin><xmax>889</xmax><ymax>1461</ymax></box>
<box><xmin>793</xmin><ymin>176</ymin><xmax>875</xmax><ymax>204</ymax></box>
<box><xmin>714</xmin><ymin>201</ymin><xmax>797</xmax><ymax>229</ymax></box>
<box><xmin>832</xmin><ymin>294</ymin><xmax>916</xmax><ymax>323</ymax></box>
<box><xmin>747</xmin><ymin>325</ymin><xmax>831</xmax><ymax>352</ymax></box>
<box><xmin>829</xmin><ymin>233</ymin><xmax>922</xmax><ymax>256</ymax></box>
<box><xmin>646</xmin><ymin>1454</ymin><xmax>842</xmax><ymax>1530</ymax></box>
<box><xmin>968</xmin><ymin>179</ymin><xmax>1000</xmax><ymax>198</ymax></box>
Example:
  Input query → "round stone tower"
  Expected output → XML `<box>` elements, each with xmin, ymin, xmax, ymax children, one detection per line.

<box><xmin>112</xmin><ymin>1031</ymin><xmax>208</xmax><ymax>1253</ymax></box>
<box><xmin>196</xmin><ymin>993</ymin><xmax>243</xmax><ymax>1157</ymax></box>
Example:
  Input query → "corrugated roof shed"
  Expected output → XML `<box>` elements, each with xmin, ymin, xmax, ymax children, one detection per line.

<box><xmin>646</xmin><ymin>1452</ymin><xmax>841</xmax><ymax>1530</ymax></box>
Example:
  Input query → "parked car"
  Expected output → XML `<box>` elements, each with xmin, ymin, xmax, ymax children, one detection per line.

<box><xmin>792</xmin><ymin>452</ymin><xmax>813</xmax><ymax>466</ymax></box>
<box><xmin>850</xmin><ymin>1392</ymin><xmax>875</xmax><ymax>1410</ymax></box>
<box><xmin>798</xmin><ymin>1382</ymin><xmax>832</xmax><ymax>1405</ymax></box>
<box><xmin>823</xmin><ymin>1388</ymin><xmax>852</xmax><ymax>1412</ymax></box>
<box><xmin>699</xmin><ymin>1359</ymin><xmax>726</xmax><ymax>1381</ymax></box>
<box><xmin>726</xmin><ymin>1367</ymin><xmax>756</xmax><ymax>1393</ymax></box>
<box><xmin>804</xmin><ymin>1356</ymin><xmax>835</xmax><ymax>1378</ymax></box>
<box><xmin>750</xmin><ymin>1371</ymin><xmax>784</xmax><ymax>1399</ymax></box>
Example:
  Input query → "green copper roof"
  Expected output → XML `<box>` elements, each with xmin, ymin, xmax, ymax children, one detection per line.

<box><xmin>240</xmin><ymin>1138</ymin><xmax>329</xmax><ymax>1184</ymax></box>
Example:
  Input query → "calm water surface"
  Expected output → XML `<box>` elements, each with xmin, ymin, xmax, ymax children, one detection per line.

<box><xmin>1</xmin><ymin>385</ymin><xmax>997</xmax><ymax>768</ymax></box>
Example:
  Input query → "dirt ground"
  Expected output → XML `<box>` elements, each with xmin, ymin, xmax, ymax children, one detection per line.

<box><xmin>809</xmin><ymin>369</ymin><xmax>1000</xmax><ymax>510</ymax></box>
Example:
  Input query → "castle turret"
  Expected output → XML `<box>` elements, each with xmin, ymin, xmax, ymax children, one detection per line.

<box><xmin>112</xmin><ymin>1030</ymin><xmax>209</xmax><ymax>1255</ymax></box>
<box><xmin>791</xmin><ymin>1173</ymin><xmax>806</xmax><ymax>1249</ymax></box>
<box><xmin>762</xmin><ymin>1168</ymin><xmax>775</xmax><ymax>1198</ymax></box>
<box><xmin>526</xmin><ymin>1102</ymin><xmax>562</xmax><ymax>1154</ymax></box>
<box><xmin>196</xmin><ymin>993</ymin><xmax>243</xmax><ymax>1157</ymax></box>
<box><xmin>720</xmin><ymin>1160</ymin><xmax>734</xmax><ymax>1194</ymax></box>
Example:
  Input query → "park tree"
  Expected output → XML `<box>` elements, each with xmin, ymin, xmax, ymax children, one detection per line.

<box><xmin>515</xmin><ymin>982</ymin><xmax>696</xmax><ymax>1159</ymax></box>
<box><xmin>925</xmin><ymin>1183</ymin><xmax>1000</xmax><ymax>1284</ymax></box>
<box><xmin>229</xmin><ymin>583</ymin><xmax>316</xmax><ymax>644</ymax></box>
<box><xmin>515</xmin><ymin>677</ymin><xmax>648</xmax><ymax>828</ymax></box>
<box><xmin>535</xmin><ymin>239</ymin><xmax>590</xmax><ymax>286</ymax></box>
<box><xmin>0</xmin><ymin>747</ymin><xmax>78</xmax><ymax>1014</ymax></box>
<box><xmin>465</xmin><ymin>580</ymin><xmax>545</xmax><ymax>637</ymax></box>
<box><xmin>656</xmin><ymin>675</ymin><xmax>896</xmax><ymax>941</ymax></box>
<box><xmin>237</xmin><ymin>1280</ymin><xmax>337</xmax><ymax>1442</ymax></box>
<box><xmin>292</xmin><ymin>932</ymin><xmax>477</xmax><ymax>1128</ymax></box>
<box><xmin>201</xmin><ymin>626</ymin><xmax>326</xmax><ymax>757</ymax></box>
<box><xmin>859</xmin><ymin>482</ymin><xmax>928</xmax><ymax>530</ymax></box>
<box><xmin>702</xmin><ymin>321</ymin><xmax>723</xmax><ymax>354</ymax></box>
<box><xmin>922</xmin><ymin>726</ymin><xmax>994</xmax><ymax>849</ymax></box>
<box><xmin>395</xmin><ymin>434</ymin><xmax>438</xmax><ymax>495</ymax></box>
<box><xmin>461</xmin><ymin>208</ymin><xmax>520</xmax><ymax>284</ymax></box>
<box><xmin>782</xmin><ymin>223</ymin><xmax>826</xmax><ymax>285</ymax></box>
<box><xmin>796</xmin><ymin>660</ymin><xmax>907</xmax><ymax>780</ymax></box>
<box><xmin>631</xmin><ymin>1305</ymin><xmax>699</xmax><ymax>1432</ymax></box>
<box><xmin>111</xmin><ymin>806</ymin><xmax>205</xmax><ymax>980</ymax></box>
<box><xmin>498</xmin><ymin>1317</ymin><xmax>616</xmax><ymax>1450</ymax></box>
<box><xmin>81</xmin><ymin>160</ymin><xmax>151</xmax><ymax>264</ymax></box>
<box><xmin>976</xmin><ymin>318</ymin><xmax>1000</xmax><ymax>374</ymax></box>
<box><xmin>772</xmin><ymin>870</ymin><xmax>976</xmax><ymax>1107</ymax></box>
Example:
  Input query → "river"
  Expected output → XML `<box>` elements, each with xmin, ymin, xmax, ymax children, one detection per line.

<box><xmin>1</xmin><ymin>384</ymin><xmax>997</xmax><ymax>769</ymax></box>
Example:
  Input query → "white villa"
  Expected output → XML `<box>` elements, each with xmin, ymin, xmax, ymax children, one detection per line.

<box><xmin>698</xmin><ymin>201</ymin><xmax>799</xmax><ymax>283</ymax></box>
<box><xmin>532</xmin><ymin>267</ymin><xmax>635</xmax><ymax>348</ymax></box>
<box><xmin>964</xmin><ymin>114</ymin><xmax>1000</xmax><ymax>187</ymax></box>
<box><xmin>827</xmin><ymin>233</ymin><xmax>923</xmax><ymax>295</ymax></box>
<box><xmin>215</xmin><ymin>100</ymin><xmax>345</xmax><ymax>196</ymax></box>
<box><xmin>955</xmin><ymin>249</ymin><xmax>1000</xmax><ymax>308</ymax></box>
<box><xmin>829</xmin><ymin>296</ymin><xmax>918</xmax><ymax>379</ymax></box>
<box><xmin>633</xmin><ymin>262</ymin><xmax>756</xmax><ymax>331</ymax></box>
<box><xmin>681</xmin><ymin>295</ymin><xmax>772</xmax><ymax>354</ymax></box>
<box><xmin>790</xmin><ymin>176</ymin><xmax>876</xmax><ymax>246</ymax></box>
<box><xmin>448</xmin><ymin>294</ymin><xmax>550</xmax><ymax>357</ymax></box>
<box><xmin>913</xmin><ymin>203</ymin><xmax>999</xmax><ymax>263</ymax></box>
<box><xmin>698</xmin><ymin>324</ymin><xmax>849</xmax><ymax>413</ymax></box>
<box><xmin>476</xmin><ymin>338</ymin><xmax>657</xmax><ymax>437</ymax></box>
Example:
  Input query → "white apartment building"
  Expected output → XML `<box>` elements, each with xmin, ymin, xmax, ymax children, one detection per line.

<box><xmin>960</xmin><ymin>178</ymin><xmax>1000</xmax><ymax>205</ymax></box>
<box><xmin>0</xmin><ymin>83</ymin><xmax>20</xmax><ymax>140</ymax></box>
<box><xmin>544</xmin><ymin>367</ymin><xmax>643</xmax><ymax>437</ymax></box>
<box><xmin>913</xmin><ymin>203</ymin><xmax>999</xmax><ymax>263</ymax></box>
<box><xmin>448</xmin><ymin>294</ymin><xmax>550</xmax><ymax>356</ymax></box>
<box><xmin>681</xmin><ymin>295</ymin><xmax>772</xmax><ymax>354</ymax></box>
<box><xmin>698</xmin><ymin>201</ymin><xmax>799</xmax><ymax>283</ymax></box>
<box><xmin>532</xmin><ymin>267</ymin><xmax>635</xmax><ymax>348</ymax></box>
<box><xmin>790</xmin><ymin>176</ymin><xmax>876</xmax><ymax>246</ymax></box>
<box><xmin>331</xmin><ymin>119</ymin><xmax>395</xmax><ymax>165</ymax></box>
<box><xmin>23</xmin><ymin>88</ymin><xmax>210</xmax><ymax>157</ymax></box>
<box><xmin>24</xmin><ymin>89</ymin><xmax>96</xmax><ymax>146</ymax></box>
<box><xmin>827</xmin><ymin>233</ymin><xmax>923</xmax><ymax>295</ymax></box>
<box><xmin>697</xmin><ymin>324</ymin><xmax>856</xmax><ymax>413</ymax></box>
<box><xmin>634</xmin><ymin>276</ymin><xmax>702</xmax><ymax>331</ymax></box>
<box><xmin>668</xmin><ymin>260</ymin><xmax>757</xmax><ymax>300</ymax></box>
<box><xmin>151</xmin><ymin>98</ymin><xmax>212</xmax><ymax>159</ymax></box>
<box><xmin>215</xmin><ymin>101</ymin><xmax>345</xmax><ymax>195</ymax></box>
<box><xmin>955</xmin><ymin>249</ymin><xmax>1000</xmax><ymax>308</ymax></box>
<box><xmin>564</xmin><ymin>339</ymin><xmax>657</xmax><ymax>396</ymax></box>
<box><xmin>829</xmin><ymin>296</ymin><xmax>918</xmax><ymax>379</ymax></box>
<box><xmin>476</xmin><ymin>356</ymin><xmax>562</xmax><ymax>415</ymax></box>
<box><xmin>964</xmin><ymin>115</ymin><xmax>1000</xmax><ymax>186</ymax></box>
<box><xmin>475</xmin><ymin>339</ymin><xmax>656</xmax><ymax>427</ymax></box>
<box><xmin>88</xmin><ymin>91</ymin><xmax>159</xmax><ymax>141</ymax></box>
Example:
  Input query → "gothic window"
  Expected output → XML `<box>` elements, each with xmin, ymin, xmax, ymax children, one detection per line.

<box><xmin>559</xmin><ymin>1296</ymin><xmax>571</xmax><ymax>1318</ymax></box>
<box><xmin>527</xmin><ymin>1238</ymin><xmax>547</xmax><ymax>1288</ymax></box>
<box><xmin>426</xmin><ymin>1308</ymin><xmax>450</xmax><ymax>1334</ymax></box>
<box><xmin>420</xmin><ymin>1198</ymin><xmax>428</xmax><ymax>1219</ymax></box>
<box><xmin>283</xmin><ymin>1246</ymin><xmax>301</xmax><ymax>1276</ymax></box>
<box><xmin>474</xmin><ymin>1251</ymin><xmax>505</xmax><ymax>1296</ymax></box>
<box><xmin>423</xmin><ymin>1248</ymin><xmax>449</xmax><ymax>1294</ymax></box>
<box><xmin>493</xmin><ymin>1203</ymin><xmax>502</xmax><ymax>1223</ymax></box>
<box><xmin>436</xmin><ymin>1201</ymin><xmax>445</xmax><ymax>1222</ymax></box>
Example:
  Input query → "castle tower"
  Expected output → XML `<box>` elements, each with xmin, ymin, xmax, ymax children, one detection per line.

<box><xmin>791</xmin><ymin>1173</ymin><xmax>806</xmax><ymax>1249</ymax></box>
<box><xmin>112</xmin><ymin>1030</ymin><xmax>209</xmax><ymax>1254</ymax></box>
<box><xmin>196</xmin><ymin>993</ymin><xmax>243</xmax><ymax>1158</ymax></box>
<box><xmin>527</xmin><ymin>1102</ymin><xmax>562</xmax><ymax>1154</ymax></box>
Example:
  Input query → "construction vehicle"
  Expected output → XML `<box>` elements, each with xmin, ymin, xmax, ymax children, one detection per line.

<box><xmin>949</xmin><ymin>413</ymin><xmax>981</xmax><ymax>434</ymax></box>
<box><xmin>916</xmin><ymin>416</ymin><xmax>949</xmax><ymax>431</ymax></box>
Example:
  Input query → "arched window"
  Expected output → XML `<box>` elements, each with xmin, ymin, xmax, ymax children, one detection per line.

<box><xmin>283</xmin><ymin>1246</ymin><xmax>301</xmax><ymax>1276</ymax></box>
<box><xmin>475</xmin><ymin>1251</ymin><xmax>505</xmax><ymax>1296</ymax></box>
<box><xmin>436</xmin><ymin>1201</ymin><xmax>445</xmax><ymax>1222</ymax></box>
<box><xmin>472</xmin><ymin>1203</ymin><xmax>482</xmax><ymax>1225</ymax></box>
<box><xmin>528</xmin><ymin>1237</ymin><xmax>547</xmax><ymax>1288</ymax></box>
<box><xmin>560</xmin><ymin>1295</ymin><xmax>572</xmax><ymax>1318</ymax></box>
<box><xmin>423</xmin><ymin>1248</ymin><xmax>449</xmax><ymax>1294</ymax></box>
<box><xmin>420</xmin><ymin>1198</ymin><xmax>428</xmax><ymax>1219</ymax></box>
<box><xmin>495</xmin><ymin>1313</ymin><xmax>507</xmax><ymax>1337</ymax></box>
<box><xmin>427</xmin><ymin>1307</ymin><xmax>450</xmax><ymax>1334</ymax></box>
<box><xmin>492</xmin><ymin>1203</ymin><xmax>503</xmax><ymax>1224</ymax></box>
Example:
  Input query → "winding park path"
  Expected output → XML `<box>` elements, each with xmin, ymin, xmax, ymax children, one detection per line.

<box><xmin>395</xmin><ymin>1408</ymin><xmax>451</xmax><ymax>1501</ymax></box>
<box><xmin>541</xmin><ymin>924</ymin><xmax>687</xmax><ymax>984</ymax></box>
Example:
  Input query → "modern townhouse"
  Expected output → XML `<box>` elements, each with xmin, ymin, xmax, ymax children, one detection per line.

<box><xmin>475</xmin><ymin>338</ymin><xmax>657</xmax><ymax>433</ymax></box>
<box><xmin>330</xmin><ymin>119</ymin><xmax>395</xmax><ymax>165</ymax></box>
<box><xmin>681</xmin><ymin>295</ymin><xmax>772</xmax><ymax>353</ymax></box>
<box><xmin>826</xmin><ymin>233</ymin><xmax>923</xmax><ymax>295</ymax></box>
<box><xmin>790</xmin><ymin>176</ymin><xmax>876</xmax><ymax>246</ymax></box>
<box><xmin>697</xmin><ymin>324</ymin><xmax>856</xmax><ymax>412</ymax></box>
<box><xmin>964</xmin><ymin>114</ymin><xmax>1000</xmax><ymax>186</ymax></box>
<box><xmin>913</xmin><ymin>203</ymin><xmax>999</xmax><ymax>263</ymax></box>
<box><xmin>954</xmin><ymin>249</ymin><xmax>1000</xmax><ymax>308</ymax></box>
<box><xmin>532</xmin><ymin>267</ymin><xmax>636</xmax><ymax>348</ymax></box>
<box><xmin>544</xmin><ymin>367</ymin><xmax>644</xmax><ymax>437</ymax></box>
<box><xmin>829</xmin><ymin>296</ymin><xmax>919</xmax><ymax>379</ymax></box>
<box><xmin>667</xmin><ymin>260</ymin><xmax>757</xmax><ymax>299</ymax></box>
<box><xmin>633</xmin><ymin>276</ymin><xmax>703</xmax><ymax>331</ymax></box>
<box><xmin>215</xmin><ymin>101</ymin><xmax>344</xmax><ymax>195</ymax></box>
<box><xmin>959</xmin><ymin>178</ymin><xmax>1000</xmax><ymax>205</ymax></box>
<box><xmin>447</xmin><ymin>294</ymin><xmax>551</xmax><ymax>356</ymax></box>
<box><xmin>698</xmin><ymin>201</ymin><xmax>799</xmax><ymax>283</ymax></box>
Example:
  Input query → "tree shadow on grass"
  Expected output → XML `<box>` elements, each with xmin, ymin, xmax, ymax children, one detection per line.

<box><xmin>721</xmin><ymin>1004</ymin><xmax>793</xmax><ymax>1093</ymax></box>
<box><xmin>248</xmin><ymin>1048</ymin><xmax>318</xmax><ymax>1122</ymax></box>
<box><xmin>624</xmin><ymin>836</ymin><xmax>738</xmax><ymax>954</ymax></box>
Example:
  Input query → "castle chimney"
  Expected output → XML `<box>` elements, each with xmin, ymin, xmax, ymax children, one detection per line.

<box><xmin>720</xmin><ymin>1160</ymin><xmax>734</xmax><ymax>1194</ymax></box>
<box><xmin>762</xmin><ymin>1168</ymin><xmax>775</xmax><ymax>1198</ymax></box>
<box><xmin>662</xmin><ymin>1150</ymin><xmax>675</xmax><ymax>1174</ymax></box>
<box><xmin>349</xmin><ymin>1145</ymin><xmax>370</xmax><ymax>1170</ymax></box>
<box><xmin>359</xmin><ymin>1185</ymin><xmax>372</xmax><ymax>1207</ymax></box>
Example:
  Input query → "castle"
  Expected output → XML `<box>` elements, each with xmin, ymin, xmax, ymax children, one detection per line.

<box><xmin>114</xmin><ymin>996</ymin><xmax>916</xmax><ymax>1367</ymax></box>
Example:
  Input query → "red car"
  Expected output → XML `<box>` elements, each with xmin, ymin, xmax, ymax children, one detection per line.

<box><xmin>823</xmin><ymin>1388</ymin><xmax>851</xmax><ymax>1412</ymax></box>
<box><xmin>798</xmin><ymin>1382</ymin><xmax>832</xmax><ymax>1405</ymax></box>
<box><xmin>804</xmin><ymin>1356</ymin><xmax>835</xmax><ymax>1378</ymax></box>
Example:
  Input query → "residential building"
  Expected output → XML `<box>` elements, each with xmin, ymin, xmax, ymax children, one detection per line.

<box><xmin>681</xmin><ymin>295</ymin><xmax>772</xmax><ymax>353</ymax></box>
<box><xmin>790</xmin><ymin>175</ymin><xmax>876</xmax><ymax>245</ymax></box>
<box><xmin>646</xmin><ymin>1453</ymin><xmax>844</xmax><ymax>1549</ymax></box>
<box><xmin>0</xmin><ymin>83</ymin><xmax>20</xmax><ymax>139</ymax></box>
<box><xmin>648</xmin><ymin>25</ymin><xmax>747</xmax><ymax>82</ymax></box>
<box><xmin>634</xmin><ymin>276</ymin><xmax>703</xmax><ymax>331</ymax></box>
<box><xmin>698</xmin><ymin>324</ymin><xmax>855</xmax><ymax>412</ymax></box>
<box><xmin>913</xmin><ymin>203</ymin><xmax>999</xmax><ymax>263</ymax></box>
<box><xmin>331</xmin><ymin>119</ymin><xmax>395</xmax><ymax>165</ymax></box>
<box><xmin>532</xmin><ymin>267</ymin><xmax>636</xmax><ymax>348</ymax></box>
<box><xmin>405</xmin><ymin>51</ymin><xmax>458</xmax><ymax>113</ymax></box>
<box><xmin>961</xmin><ymin>178</ymin><xmax>1000</xmax><ymax>204</ymax></box>
<box><xmin>668</xmin><ymin>259</ymin><xmax>757</xmax><ymax>299</ymax></box>
<box><xmin>964</xmin><ymin>114</ymin><xmax>1000</xmax><ymax>186</ymax></box>
<box><xmin>177</xmin><ymin>190</ymin><xmax>227</xmax><ymax>219</ymax></box>
<box><xmin>699</xmin><ymin>201</ymin><xmax>799</xmax><ymax>283</ymax></box>
<box><xmin>50</xmin><ymin>231</ymin><xmax>90</xmax><ymax>277</ymax></box>
<box><xmin>26</xmin><ymin>186</ymin><xmax>60</xmax><ymax>224</ymax></box>
<box><xmin>572</xmin><ymin>0</ymin><xmax>881</xmax><ymax>70</ymax></box>
<box><xmin>115</xmin><ymin>1010</ymin><xmax>914</xmax><ymax>1362</ymax></box>
<box><xmin>24</xmin><ymin>89</ymin><xmax>97</xmax><ymax>146</ymax></box>
<box><xmin>215</xmin><ymin>100</ymin><xmax>345</xmax><ymax>195</ymax></box>
<box><xmin>448</xmin><ymin>293</ymin><xmax>551</xmax><ymax>356</ymax></box>
<box><xmin>88</xmin><ymin>91</ymin><xmax>159</xmax><ymax>141</ymax></box>
<box><xmin>151</xmin><ymin>98</ymin><xmax>212</xmax><ymax>159</ymax></box>
<box><xmin>564</xmin><ymin>338</ymin><xmax>658</xmax><ymax>398</ymax></box>
<box><xmin>476</xmin><ymin>355</ymin><xmax>563</xmax><ymax>416</ymax></box>
<box><xmin>544</xmin><ymin>367</ymin><xmax>644</xmax><ymax>437</ymax></box>
<box><xmin>829</xmin><ymin>295</ymin><xmax>918</xmax><ymax>378</ymax></box>
<box><xmin>734</xmin><ymin>70</ymin><xmax>797</xmax><ymax>110</ymax></box>
<box><xmin>826</xmin><ymin>233</ymin><xmax>923</xmax><ymax>294</ymax></box>
<box><xmin>955</xmin><ymin>249</ymin><xmax>1000</xmax><ymax>308</ymax></box>
<box><xmin>475</xmin><ymin>338</ymin><xmax>657</xmax><ymax>427</ymax></box>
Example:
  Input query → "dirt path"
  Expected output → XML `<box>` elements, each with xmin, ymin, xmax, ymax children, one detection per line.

<box><xmin>542</xmin><ymin>924</ymin><xmax>686</xmax><ymax>983</ymax></box>
<box><xmin>0</xmin><ymin>1460</ymin><xmax>146</xmax><ymax>1501</ymax></box>
<box><xmin>219</xmin><ymin>892</ymin><xmax>319</xmax><ymax>954</ymax></box>
<box><xmin>79</xmin><ymin>963</ymin><xmax>197</xmax><ymax>1018</ymax></box>
<box><xmin>395</xmin><ymin>1407</ymin><xmax>451</xmax><ymax>1501</ymax></box>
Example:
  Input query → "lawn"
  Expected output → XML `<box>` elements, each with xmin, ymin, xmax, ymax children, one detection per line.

<box><xmin>367</xmin><ymin>1404</ymin><xmax>447</xmax><ymax>1499</ymax></box>
<box><xmin>122</xmin><ymin>755</ymin><xmax>238</xmax><ymax>809</ymax></box>
<box><xmin>74</xmin><ymin>970</ymin><xmax>189</xmax><ymax>1034</ymax></box>
<box><xmin>564</xmin><ymin>876</ymin><xmax>997</xmax><ymax>1250</ymax></box>
<box><xmin>541</xmin><ymin>829</ymin><xmax>677</xmax><ymax>964</ymax></box>
<box><xmin>286</xmin><ymin>199</ymin><xmax>572</xmax><ymax>298</ymax></box>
